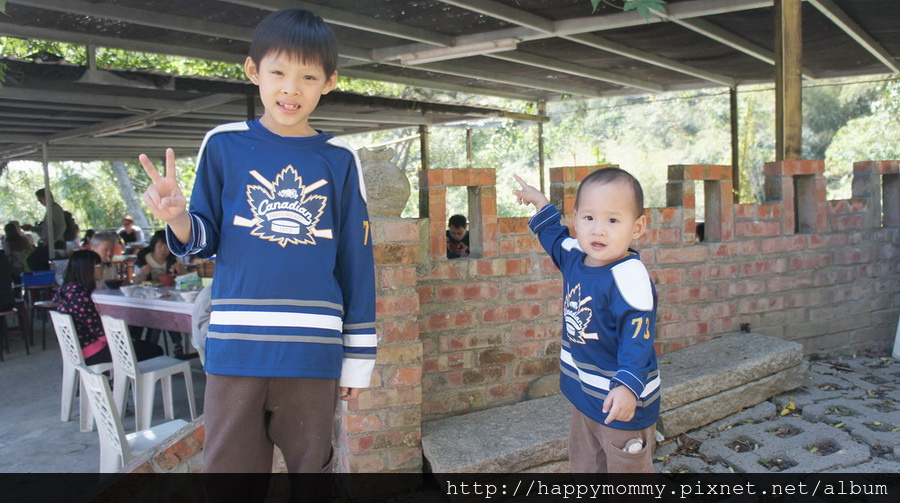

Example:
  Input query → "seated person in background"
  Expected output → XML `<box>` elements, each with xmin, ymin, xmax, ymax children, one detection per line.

<box><xmin>3</xmin><ymin>221</ymin><xmax>35</xmax><ymax>278</ymax></box>
<box><xmin>136</xmin><ymin>230</ymin><xmax>187</xmax><ymax>355</ymax></box>
<box><xmin>117</xmin><ymin>215</ymin><xmax>144</xmax><ymax>245</ymax></box>
<box><xmin>54</xmin><ymin>250</ymin><xmax>163</xmax><ymax>366</ymax></box>
<box><xmin>446</xmin><ymin>214</ymin><xmax>471</xmax><ymax>259</ymax></box>
<box><xmin>0</xmin><ymin>251</ymin><xmax>16</xmax><ymax>311</ymax></box>
<box><xmin>135</xmin><ymin>230</ymin><xmax>186</xmax><ymax>283</ymax></box>
<box><xmin>80</xmin><ymin>229</ymin><xmax>95</xmax><ymax>249</ymax></box>
<box><xmin>89</xmin><ymin>232</ymin><xmax>124</xmax><ymax>286</ymax></box>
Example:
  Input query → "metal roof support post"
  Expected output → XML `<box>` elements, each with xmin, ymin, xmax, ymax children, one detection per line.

<box><xmin>538</xmin><ymin>101</ymin><xmax>546</xmax><ymax>194</ymax></box>
<box><xmin>775</xmin><ymin>0</ymin><xmax>803</xmax><ymax>161</ymax></box>
<box><xmin>418</xmin><ymin>125</ymin><xmax>430</xmax><ymax>219</ymax></box>
<box><xmin>730</xmin><ymin>88</ymin><xmax>740</xmax><ymax>202</ymax></box>
<box><xmin>41</xmin><ymin>142</ymin><xmax>55</xmax><ymax>251</ymax></box>
<box><xmin>466</xmin><ymin>128</ymin><xmax>474</xmax><ymax>169</ymax></box>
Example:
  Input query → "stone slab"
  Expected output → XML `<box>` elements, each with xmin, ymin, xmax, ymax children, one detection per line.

<box><xmin>422</xmin><ymin>394</ymin><xmax>570</xmax><ymax>473</ymax></box>
<box><xmin>658</xmin><ymin>362</ymin><xmax>807</xmax><ymax>438</ymax></box>
<box><xmin>659</xmin><ymin>333</ymin><xmax>803</xmax><ymax>412</ymax></box>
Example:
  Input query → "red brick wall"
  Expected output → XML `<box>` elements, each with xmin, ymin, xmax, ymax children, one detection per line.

<box><xmin>334</xmin><ymin>160</ymin><xmax>899</xmax><ymax>472</ymax></box>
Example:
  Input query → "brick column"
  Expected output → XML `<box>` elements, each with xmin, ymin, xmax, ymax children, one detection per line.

<box><xmin>764</xmin><ymin>160</ymin><xmax>826</xmax><ymax>234</ymax></box>
<box><xmin>549</xmin><ymin>165</ymin><xmax>613</xmax><ymax>232</ymax></box>
<box><xmin>667</xmin><ymin>165</ymin><xmax>733</xmax><ymax>243</ymax></box>
<box><xmin>336</xmin><ymin>217</ymin><xmax>423</xmax><ymax>473</ymax></box>
<box><xmin>854</xmin><ymin>160</ymin><xmax>900</xmax><ymax>228</ymax></box>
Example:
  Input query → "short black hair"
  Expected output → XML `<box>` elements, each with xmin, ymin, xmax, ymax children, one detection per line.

<box><xmin>249</xmin><ymin>8</ymin><xmax>338</xmax><ymax>76</ymax></box>
<box><xmin>35</xmin><ymin>188</ymin><xmax>51</xmax><ymax>199</ymax></box>
<box><xmin>575</xmin><ymin>167</ymin><xmax>644</xmax><ymax>218</ymax></box>
<box><xmin>64</xmin><ymin>249</ymin><xmax>101</xmax><ymax>292</ymax></box>
<box><xmin>448</xmin><ymin>214</ymin><xmax>468</xmax><ymax>228</ymax></box>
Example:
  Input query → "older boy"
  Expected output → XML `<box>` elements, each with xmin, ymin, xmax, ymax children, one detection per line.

<box><xmin>514</xmin><ymin>169</ymin><xmax>660</xmax><ymax>473</ymax></box>
<box><xmin>139</xmin><ymin>8</ymin><xmax>376</xmax><ymax>478</ymax></box>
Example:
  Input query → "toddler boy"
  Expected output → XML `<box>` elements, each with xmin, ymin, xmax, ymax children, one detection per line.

<box><xmin>514</xmin><ymin>169</ymin><xmax>660</xmax><ymax>472</ymax></box>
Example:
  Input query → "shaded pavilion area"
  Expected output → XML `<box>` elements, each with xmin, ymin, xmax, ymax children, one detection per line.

<box><xmin>0</xmin><ymin>0</ymin><xmax>898</xmax><ymax>479</ymax></box>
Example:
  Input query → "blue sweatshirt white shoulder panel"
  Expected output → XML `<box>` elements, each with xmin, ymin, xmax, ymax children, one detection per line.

<box><xmin>528</xmin><ymin>204</ymin><xmax>660</xmax><ymax>430</ymax></box>
<box><xmin>166</xmin><ymin>120</ymin><xmax>376</xmax><ymax>387</ymax></box>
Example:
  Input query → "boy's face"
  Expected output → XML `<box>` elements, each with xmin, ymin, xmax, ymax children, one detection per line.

<box><xmin>448</xmin><ymin>225</ymin><xmax>467</xmax><ymax>241</ymax></box>
<box><xmin>572</xmin><ymin>181</ymin><xmax>646</xmax><ymax>268</ymax></box>
<box><xmin>244</xmin><ymin>52</ymin><xmax>337</xmax><ymax>137</ymax></box>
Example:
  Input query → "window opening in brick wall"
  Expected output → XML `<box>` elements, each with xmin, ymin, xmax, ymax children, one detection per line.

<box><xmin>883</xmin><ymin>174</ymin><xmax>899</xmax><ymax>227</ymax></box>
<box><xmin>445</xmin><ymin>186</ymin><xmax>481</xmax><ymax>259</ymax></box>
<box><xmin>695</xmin><ymin>181</ymin><xmax>707</xmax><ymax>243</ymax></box>
<box><xmin>793</xmin><ymin>175</ymin><xmax>817</xmax><ymax>233</ymax></box>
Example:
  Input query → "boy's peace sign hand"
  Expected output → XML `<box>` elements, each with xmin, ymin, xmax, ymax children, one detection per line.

<box><xmin>139</xmin><ymin>148</ymin><xmax>187</xmax><ymax>223</ymax></box>
<box><xmin>512</xmin><ymin>174</ymin><xmax>549</xmax><ymax>211</ymax></box>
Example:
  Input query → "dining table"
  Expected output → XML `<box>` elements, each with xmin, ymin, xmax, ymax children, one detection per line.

<box><xmin>92</xmin><ymin>288</ymin><xmax>196</xmax><ymax>357</ymax></box>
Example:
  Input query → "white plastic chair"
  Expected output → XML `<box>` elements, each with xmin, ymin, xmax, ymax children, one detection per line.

<box><xmin>49</xmin><ymin>310</ymin><xmax>114</xmax><ymax>432</ymax></box>
<box><xmin>101</xmin><ymin>315</ymin><xmax>196</xmax><ymax>431</ymax></box>
<box><xmin>75</xmin><ymin>364</ymin><xmax>188</xmax><ymax>472</ymax></box>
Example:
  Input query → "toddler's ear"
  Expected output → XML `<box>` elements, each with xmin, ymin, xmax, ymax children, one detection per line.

<box><xmin>632</xmin><ymin>213</ymin><xmax>647</xmax><ymax>240</ymax></box>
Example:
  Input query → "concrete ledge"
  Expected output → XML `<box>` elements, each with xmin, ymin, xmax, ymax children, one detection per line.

<box><xmin>423</xmin><ymin>394</ymin><xmax>570</xmax><ymax>473</ymax></box>
<box><xmin>657</xmin><ymin>362</ymin><xmax>808</xmax><ymax>437</ymax></box>
<box><xmin>422</xmin><ymin>332</ymin><xmax>806</xmax><ymax>473</ymax></box>
<box><xmin>659</xmin><ymin>332</ymin><xmax>803</xmax><ymax>413</ymax></box>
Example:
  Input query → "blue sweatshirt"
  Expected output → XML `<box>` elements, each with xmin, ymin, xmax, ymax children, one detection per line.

<box><xmin>168</xmin><ymin>120</ymin><xmax>376</xmax><ymax>387</ymax></box>
<box><xmin>529</xmin><ymin>204</ymin><xmax>660</xmax><ymax>430</ymax></box>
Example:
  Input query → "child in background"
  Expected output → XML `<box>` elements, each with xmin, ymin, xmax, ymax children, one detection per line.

<box><xmin>446</xmin><ymin>214</ymin><xmax>470</xmax><ymax>259</ymax></box>
<box><xmin>138</xmin><ymin>7</ymin><xmax>376</xmax><ymax>488</ymax></box>
<box><xmin>513</xmin><ymin>169</ymin><xmax>660</xmax><ymax>473</ymax></box>
<box><xmin>55</xmin><ymin>250</ymin><xmax>163</xmax><ymax>365</ymax></box>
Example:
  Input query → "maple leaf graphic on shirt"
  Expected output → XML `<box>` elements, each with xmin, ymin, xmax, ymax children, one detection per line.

<box><xmin>564</xmin><ymin>283</ymin><xmax>598</xmax><ymax>344</ymax></box>
<box><xmin>244</xmin><ymin>165</ymin><xmax>330</xmax><ymax>247</ymax></box>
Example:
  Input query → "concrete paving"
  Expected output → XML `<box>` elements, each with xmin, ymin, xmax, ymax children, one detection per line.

<box><xmin>654</xmin><ymin>353</ymin><xmax>900</xmax><ymax>473</ymax></box>
<box><xmin>0</xmin><ymin>328</ymin><xmax>204</xmax><ymax>473</ymax></box>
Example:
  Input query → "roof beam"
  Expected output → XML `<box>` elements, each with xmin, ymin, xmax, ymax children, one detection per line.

<box><xmin>391</xmin><ymin>61</ymin><xmax>608</xmax><ymax>98</ymax></box>
<box><xmin>436</xmin><ymin>0</ymin><xmax>554</xmax><ymax>34</ymax></box>
<box><xmin>807</xmin><ymin>0</ymin><xmax>900</xmax><ymax>73</ymax></box>
<box><xmin>427</xmin><ymin>0</ymin><xmax>749</xmax><ymax>88</ymax></box>
<box><xmin>8</xmin><ymin>0</ymin><xmax>251</xmax><ymax>41</ymax></box>
<box><xmin>564</xmin><ymin>33</ymin><xmax>736</xmax><ymax>87</ymax></box>
<box><xmin>0</xmin><ymin>21</ymin><xmax>246</xmax><ymax>64</ymax></box>
<box><xmin>339</xmin><ymin>68</ymin><xmax>539</xmax><ymax>102</ymax></box>
<box><xmin>221</xmin><ymin>0</ymin><xmax>453</xmax><ymax>47</ymax></box>
<box><xmin>488</xmin><ymin>51</ymin><xmax>664</xmax><ymax>92</ymax></box>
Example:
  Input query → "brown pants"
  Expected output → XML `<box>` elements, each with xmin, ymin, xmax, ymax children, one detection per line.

<box><xmin>202</xmin><ymin>374</ymin><xmax>339</xmax><ymax>473</ymax></box>
<box><xmin>568</xmin><ymin>406</ymin><xmax>656</xmax><ymax>473</ymax></box>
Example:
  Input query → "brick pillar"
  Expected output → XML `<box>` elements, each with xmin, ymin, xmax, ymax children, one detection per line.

<box><xmin>336</xmin><ymin>218</ymin><xmax>423</xmax><ymax>473</ymax></box>
<box><xmin>549</xmin><ymin>165</ymin><xmax>613</xmax><ymax>232</ymax></box>
<box><xmin>854</xmin><ymin>160</ymin><xmax>900</xmax><ymax>228</ymax></box>
<box><xmin>764</xmin><ymin>160</ymin><xmax>825</xmax><ymax>234</ymax></box>
<box><xmin>668</xmin><ymin>165</ymin><xmax>733</xmax><ymax>243</ymax></box>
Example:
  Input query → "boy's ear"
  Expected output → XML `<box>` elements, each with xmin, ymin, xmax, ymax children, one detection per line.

<box><xmin>632</xmin><ymin>213</ymin><xmax>647</xmax><ymax>240</ymax></box>
<box><xmin>322</xmin><ymin>71</ymin><xmax>338</xmax><ymax>95</ymax></box>
<box><xmin>244</xmin><ymin>56</ymin><xmax>259</xmax><ymax>85</ymax></box>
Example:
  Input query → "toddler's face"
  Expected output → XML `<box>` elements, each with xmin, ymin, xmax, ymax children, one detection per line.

<box><xmin>572</xmin><ymin>182</ymin><xmax>645</xmax><ymax>267</ymax></box>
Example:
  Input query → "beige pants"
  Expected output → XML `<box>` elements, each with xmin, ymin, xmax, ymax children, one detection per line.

<box><xmin>568</xmin><ymin>406</ymin><xmax>656</xmax><ymax>473</ymax></box>
<box><xmin>202</xmin><ymin>374</ymin><xmax>338</xmax><ymax>473</ymax></box>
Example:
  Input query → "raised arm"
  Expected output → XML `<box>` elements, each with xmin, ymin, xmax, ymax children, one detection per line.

<box><xmin>138</xmin><ymin>148</ymin><xmax>191</xmax><ymax>244</ymax></box>
<box><xmin>512</xmin><ymin>174</ymin><xmax>550</xmax><ymax>212</ymax></box>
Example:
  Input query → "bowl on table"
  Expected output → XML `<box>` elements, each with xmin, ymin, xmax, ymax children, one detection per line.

<box><xmin>179</xmin><ymin>290</ymin><xmax>200</xmax><ymax>303</ymax></box>
<box><xmin>104</xmin><ymin>280</ymin><xmax>123</xmax><ymax>289</ymax></box>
